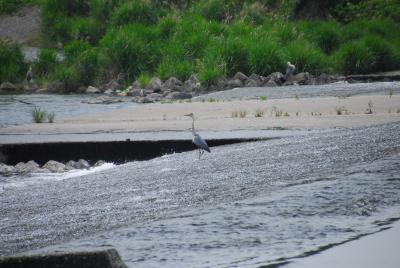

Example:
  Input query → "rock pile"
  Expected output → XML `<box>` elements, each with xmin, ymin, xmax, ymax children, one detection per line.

<box><xmin>81</xmin><ymin>72</ymin><xmax>342</xmax><ymax>104</ymax></box>
<box><xmin>0</xmin><ymin>159</ymin><xmax>103</xmax><ymax>177</ymax></box>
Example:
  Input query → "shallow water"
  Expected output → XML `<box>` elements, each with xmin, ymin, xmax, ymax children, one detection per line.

<box><xmin>1</xmin><ymin>123</ymin><xmax>400</xmax><ymax>267</ymax></box>
<box><xmin>0</xmin><ymin>94</ymin><xmax>134</xmax><ymax>127</ymax></box>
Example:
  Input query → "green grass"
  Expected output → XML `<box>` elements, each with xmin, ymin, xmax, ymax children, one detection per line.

<box><xmin>254</xmin><ymin>108</ymin><xmax>265</xmax><ymax>117</ymax></box>
<box><xmin>12</xmin><ymin>0</ymin><xmax>400</xmax><ymax>91</ymax></box>
<box><xmin>0</xmin><ymin>40</ymin><xmax>26</xmax><ymax>83</ymax></box>
<box><xmin>32</xmin><ymin>107</ymin><xmax>47</xmax><ymax>123</ymax></box>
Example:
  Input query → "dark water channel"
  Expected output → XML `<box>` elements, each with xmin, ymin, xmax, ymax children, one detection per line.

<box><xmin>1</xmin><ymin>122</ymin><xmax>400</xmax><ymax>267</ymax></box>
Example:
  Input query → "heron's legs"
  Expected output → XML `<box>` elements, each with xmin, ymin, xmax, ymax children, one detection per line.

<box><xmin>198</xmin><ymin>149</ymin><xmax>204</xmax><ymax>160</ymax></box>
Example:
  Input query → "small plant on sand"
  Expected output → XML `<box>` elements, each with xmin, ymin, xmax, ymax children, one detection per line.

<box><xmin>335</xmin><ymin>106</ymin><xmax>348</xmax><ymax>115</ymax></box>
<box><xmin>47</xmin><ymin>112</ymin><xmax>55</xmax><ymax>123</ymax></box>
<box><xmin>239</xmin><ymin>110</ymin><xmax>247</xmax><ymax>118</ymax></box>
<box><xmin>254</xmin><ymin>108</ymin><xmax>265</xmax><ymax>117</ymax></box>
<box><xmin>397</xmin><ymin>108</ymin><xmax>400</xmax><ymax>113</ymax></box>
<box><xmin>365</xmin><ymin>100</ymin><xmax>374</xmax><ymax>114</ymax></box>
<box><xmin>389</xmin><ymin>90</ymin><xmax>393</xmax><ymax>98</ymax></box>
<box><xmin>283</xmin><ymin>112</ymin><xmax>290</xmax><ymax>117</ymax></box>
<box><xmin>232</xmin><ymin>109</ymin><xmax>247</xmax><ymax>118</ymax></box>
<box><xmin>260</xmin><ymin>96</ymin><xmax>268</xmax><ymax>101</ymax></box>
<box><xmin>32</xmin><ymin>107</ymin><xmax>47</xmax><ymax>123</ymax></box>
<box><xmin>294</xmin><ymin>95</ymin><xmax>299</xmax><ymax>100</ymax></box>
<box><xmin>208</xmin><ymin>97</ymin><xmax>217</xmax><ymax>102</ymax></box>
<box><xmin>272</xmin><ymin>106</ymin><xmax>284</xmax><ymax>117</ymax></box>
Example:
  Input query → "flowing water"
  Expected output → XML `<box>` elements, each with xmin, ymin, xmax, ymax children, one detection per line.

<box><xmin>1</xmin><ymin>122</ymin><xmax>400</xmax><ymax>267</ymax></box>
<box><xmin>0</xmin><ymin>94</ymin><xmax>134</xmax><ymax>127</ymax></box>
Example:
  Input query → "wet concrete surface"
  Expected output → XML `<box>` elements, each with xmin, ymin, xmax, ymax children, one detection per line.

<box><xmin>1</xmin><ymin>122</ymin><xmax>400</xmax><ymax>267</ymax></box>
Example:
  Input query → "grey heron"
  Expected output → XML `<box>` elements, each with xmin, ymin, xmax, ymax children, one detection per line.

<box><xmin>285</xmin><ymin>61</ymin><xmax>295</xmax><ymax>80</ymax></box>
<box><xmin>184</xmin><ymin>113</ymin><xmax>210</xmax><ymax>159</ymax></box>
<box><xmin>26</xmin><ymin>66</ymin><xmax>33</xmax><ymax>83</ymax></box>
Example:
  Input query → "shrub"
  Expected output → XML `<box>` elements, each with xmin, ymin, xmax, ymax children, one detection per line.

<box><xmin>335</xmin><ymin>41</ymin><xmax>373</xmax><ymax>74</ymax></box>
<box><xmin>74</xmin><ymin>48</ymin><xmax>99</xmax><ymax>86</ymax></box>
<box><xmin>273</xmin><ymin>23</ymin><xmax>300</xmax><ymax>46</ymax></box>
<box><xmin>90</xmin><ymin>0</ymin><xmax>123</xmax><ymax>21</ymax></box>
<box><xmin>363</xmin><ymin>35</ymin><xmax>400</xmax><ymax>72</ymax></box>
<box><xmin>64</xmin><ymin>40</ymin><xmax>91</xmax><ymax>61</ymax></box>
<box><xmin>69</xmin><ymin>17</ymin><xmax>105</xmax><ymax>44</ymax></box>
<box><xmin>50</xmin><ymin>66</ymin><xmax>80</xmax><ymax>92</ymax></box>
<box><xmin>137</xmin><ymin>73</ymin><xmax>152</xmax><ymax>87</ymax></box>
<box><xmin>158</xmin><ymin>16</ymin><xmax>177</xmax><ymax>39</ymax></box>
<box><xmin>100</xmin><ymin>24</ymin><xmax>160</xmax><ymax>80</ymax></box>
<box><xmin>200</xmin><ymin>0</ymin><xmax>229</xmax><ymax>22</ymax></box>
<box><xmin>307</xmin><ymin>22</ymin><xmax>342</xmax><ymax>54</ymax></box>
<box><xmin>110</xmin><ymin>0</ymin><xmax>157</xmax><ymax>26</ymax></box>
<box><xmin>33</xmin><ymin>49</ymin><xmax>57</xmax><ymax>78</ymax></box>
<box><xmin>240</xmin><ymin>2</ymin><xmax>268</xmax><ymax>25</ymax></box>
<box><xmin>222</xmin><ymin>37</ymin><xmax>251</xmax><ymax>76</ymax></box>
<box><xmin>335</xmin><ymin>36</ymin><xmax>400</xmax><ymax>75</ymax></box>
<box><xmin>42</xmin><ymin>0</ymin><xmax>90</xmax><ymax>17</ymax></box>
<box><xmin>334</xmin><ymin>0</ymin><xmax>400</xmax><ymax>23</ymax></box>
<box><xmin>283</xmin><ymin>40</ymin><xmax>328</xmax><ymax>74</ymax></box>
<box><xmin>0</xmin><ymin>40</ymin><xmax>26</xmax><ymax>83</ymax></box>
<box><xmin>249</xmin><ymin>40</ymin><xmax>283</xmax><ymax>76</ymax></box>
<box><xmin>157</xmin><ymin>58</ymin><xmax>193</xmax><ymax>81</ymax></box>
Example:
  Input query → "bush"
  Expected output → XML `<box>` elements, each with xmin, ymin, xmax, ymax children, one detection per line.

<box><xmin>335</xmin><ymin>0</ymin><xmax>400</xmax><ymax>23</ymax></box>
<box><xmin>64</xmin><ymin>40</ymin><xmax>91</xmax><ymax>61</ymax></box>
<box><xmin>90</xmin><ymin>0</ymin><xmax>123</xmax><ymax>21</ymax></box>
<box><xmin>200</xmin><ymin>0</ymin><xmax>227</xmax><ymax>22</ymax></box>
<box><xmin>222</xmin><ymin>37</ymin><xmax>251</xmax><ymax>76</ymax></box>
<box><xmin>158</xmin><ymin>16</ymin><xmax>177</xmax><ymax>39</ymax></box>
<box><xmin>69</xmin><ymin>17</ymin><xmax>105</xmax><ymax>44</ymax></box>
<box><xmin>100</xmin><ymin>24</ymin><xmax>160</xmax><ymax>80</ymax></box>
<box><xmin>363</xmin><ymin>36</ymin><xmax>400</xmax><ymax>72</ymax></box>
<box><xmin>336</xmin><ymin>35</ymin><xmax>400</xmax><ymax>74</ymax></box>
<box><xmin>110</xmin><ymin>0</ymin><xmax>157</xmax><ymax>26</ymax></box>
<box><xmin>33</xmin><ymin>49</ymin><xmax>57</xmax><ymax>78</ymax></box>
<box><xmin>283</xmin><ymin>40</ymin><xmax>327</xmax><ymax>74</ymax></box>
<box><xmin>239</xmin><ymin>2</ymin><xmax>268</xmax><ymax>25</ymax></box>
<box><xmin>50</xmin><ymin>66</ymin><xmax>80</xmax><ymax>92</ymax></box>
<box><xmin>306</xmin><ymin>22</ymin><xmax>342</xmax><ymax>54</ymax></box>
<box><xmin>197</xmin><ymin>51</ymin><xmax>225</xmax><ymax>88</ymax></box>
<box><xmin>249</xmin><ymin>40</ymin><xmax>283</xmax><ymax>76</ymax></box>
<box><xmin>157</xmin><ymin>58</ymin><xmax>193</xmax><ymax>81</ymax></box>
<box><xmin>335</xmin><ymin>41</ymin><xmax>374</xmax><ymax>74</ymax></box>
<box><xmin>0</xmin><ymin>40</ymin><xmax>26</xmax><ymax>83</ymax></box>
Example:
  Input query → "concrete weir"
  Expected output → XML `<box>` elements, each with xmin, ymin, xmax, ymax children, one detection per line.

<box><xmin>0</xmin><ymin>248</ymin><xmax>127</xmax><ymax>268</ymax></box>
<box><xmin>0</xmin><ymin>138</ymin><xmax>265</xmax><ymax>165</ymax></box>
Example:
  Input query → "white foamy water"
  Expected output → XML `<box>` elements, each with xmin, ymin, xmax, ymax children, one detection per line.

<box><xmin>0</xmin><ymin>163</ymin><xmax>116</xmax><ymax>189</ymax></box>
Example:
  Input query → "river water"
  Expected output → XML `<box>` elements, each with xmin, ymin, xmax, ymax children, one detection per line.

<box><xmin>1</xmin><ymin>122</ymin><xmax>399</xmax><ymax>267</ymax></box>
<box><xmin>0</xmin><ymin>94</ymin><xmax>134</xmax><ymax>127</ymax></box>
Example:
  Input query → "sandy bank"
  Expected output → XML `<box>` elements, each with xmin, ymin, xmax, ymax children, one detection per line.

<box><xmin>1</xmin><ymin>94</ymin><xmax>399</xmax><ymax>137</ymax></box>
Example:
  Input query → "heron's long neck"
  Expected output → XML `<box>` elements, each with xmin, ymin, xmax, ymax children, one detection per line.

<box><xmin>191</xmin><ymin>117</ymin><xmax>196</xmax><ymax>135</ymax></box>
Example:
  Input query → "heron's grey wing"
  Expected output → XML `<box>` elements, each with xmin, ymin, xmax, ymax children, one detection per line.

<box><xmin>193</xmin><ymin>134</ymin><xmax>210</xmax><ymax>152</ymax></box>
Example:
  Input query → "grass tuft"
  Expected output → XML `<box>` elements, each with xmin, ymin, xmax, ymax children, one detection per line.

<box><xmin>32</xmin><ymin>107</ymin><xmax>47</xmax><ymax>123</ymax></box>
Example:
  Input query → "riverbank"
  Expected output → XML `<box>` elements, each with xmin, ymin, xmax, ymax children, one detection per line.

<box><xmin>1</xmin><ymin>94</ymin><xmax>399</xmax><ymax>138</ymax></box>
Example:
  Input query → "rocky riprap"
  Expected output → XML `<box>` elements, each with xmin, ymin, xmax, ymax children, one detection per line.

<box><xmin>0</xmin><ymin>159</ymin><xmax>104</xmax><ymax>177</ymax></box>
<box><xmin>80</xmin><ymin>71</ymin><xmax>342</xmax><ymax>104</ymax></box>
